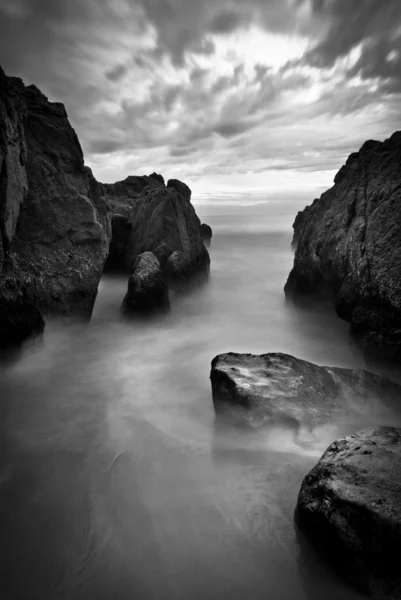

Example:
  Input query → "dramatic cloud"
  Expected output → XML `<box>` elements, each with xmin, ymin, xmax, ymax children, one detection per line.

<box><xmin>0</xmin><ymin>0</ymin><xmax>400</xmax><ymax>200</ymax></box>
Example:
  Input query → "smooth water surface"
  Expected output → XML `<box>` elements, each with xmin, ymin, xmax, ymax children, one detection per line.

<box><xmin>1</xmin><ymin>201</ymin><xmax>400</xmax><ymax>600</ymax></box>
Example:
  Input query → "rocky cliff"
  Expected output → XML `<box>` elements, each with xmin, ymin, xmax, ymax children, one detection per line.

<box><xmin>0</xmin><ymin>66</ymin><xmax>110</xmax><ymax>343</ymax></box>
<box><xmin>285</xmin><ymin>131</ymin><xmax>401</xmax><ymax>361</ymax></box>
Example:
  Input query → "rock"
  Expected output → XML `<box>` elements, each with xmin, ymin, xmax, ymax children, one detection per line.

<box><xmin>0</xmin><ymin>281</ymin><xmax>44</xmax><ymax>348</ymax></box>
<box><xmin>0</xmin><ymin>66</ymin><xmax>110</xmax><ymax>339</ymax></box>
<box><xmin>149</xmin><ymin>172</ymin><xmax>165</xmax><ymax>186</ymax></box>
<box><xmin>121</xmin><ymin>251</ymin><xmax>169</xmax><ymax>314</ymax></box>
<box><xmin>125</xmin><ymin>182</ymin><xmax>210</xmax><ymax>282</ymax></box>
<box><xmin>200</xmin><ymin>223</ymin><xmax>212</xmax><ymax>243</ymax></box>
<box><xmin>210</xmin><ymin>352</ymin><xmax>401</xmax><ymax>430</ymax></box>
<box><xmin>102</xmin><ymin>174</ymin><xmax>164</xmax><ymax>218</ymax></box>
<box><xmin>167</xmin><ymin>179</ymin><xmax>191</xmax><ymax>201</ymax></box>
<box><xmin>285</xmin><ymin>131</ymin><xmax>401</xmax><ymax>361</ymax></box>
<box><xmin>296</xmin><ymin>426</ymin><xmax>401</xmax><ymax>599</ymax></box>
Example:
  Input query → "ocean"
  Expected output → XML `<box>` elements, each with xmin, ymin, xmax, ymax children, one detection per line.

<box><xmin>0</xmin><ymin>199</ymin><xmax>399</xmax><ymax>600</ymax></box>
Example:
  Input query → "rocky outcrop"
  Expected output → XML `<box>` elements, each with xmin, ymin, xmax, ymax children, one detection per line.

<box><xmin>0</xmin><ymin>66</ymin><xmax>110</xmax><ymax>344</ymax></box>
<box><xmin>296</xmin><ymin>426</ymin><xmax>401</xmax><ymax>599</ymax></box>
<box><xmin>101</xmin><ymin>174</ymin><xmax>164</xmax><ymax>218</ymax></box>
<box><xmin>285</xmin><ymin>132</ymin><xmax>401</xmax><ymax>361</ymax></box>
<box><xmin>121</xmin><ymin>251</ymin><xmax>169</xmax><ymax>314</ymax></box>
<box><xmin>210</xmin><ymin>352</ymin><xmax>401</xmax><ymax>429</ymax></box>
<box><xmin>200</xmin><ymin>223</ymin><xmax>212</xmax><ymax>243</ymax></box>
<box><xmin>126</xmin><ymin>182</ymin><xmax>210</xmax><ymax>283</ymax></box>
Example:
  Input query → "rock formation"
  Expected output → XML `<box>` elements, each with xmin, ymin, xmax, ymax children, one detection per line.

<box><xmin>121</xmin><ymin>251</ymin><xmax>169</xmax><ymax>315</ymax></box>
<box><xmin>296</xmin><ymin>426</ymin><xmax>401</xmax><ymax>599</ymax></box>
<box><xmin>285</xmin><ymin>132</ymin><xmax>401</xmax><ymax>361</ymax></box>
<box><xmin>200</xmin><ymin>223</ymin><xmax>212</xmax><ymax>243</ymax></box>
<box><xmin>210</xmin><ymin>352</ymin><xmax>401</xmax><ymax>430</ymax></box>
<box><xmin>0</xmin><ymin>66</ymin><xmax>110</xmax><ymax>344</ymax></box>
<box><xmin>125</xmin><ymin>182</ymin><xmax>210</xmax><ymax>283</ymax></box>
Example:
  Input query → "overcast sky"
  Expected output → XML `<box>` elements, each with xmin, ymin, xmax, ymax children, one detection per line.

<box><xmin>1</xmin><ymin>0</ymin><xmax>401</xmax><ymax>201</ymax></box>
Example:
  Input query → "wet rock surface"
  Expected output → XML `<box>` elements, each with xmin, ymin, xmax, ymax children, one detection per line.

<box><xmin>121</xmin><ymin>251</ymin><xmax>169</xmax><ymax>314</ymax></box>
<box><xmin>296</xmin><ymin>426</ymin><xmax>401</xmax><ymax>599</ymax></box>
<box><xmin>210</xmin><ymin>352</ymin><xmax>401</xmax><ymax>430</ymax></box>
<box><xmin>285</xmin><ymin>131</ymin><xmax>401</xmax><ymax>362</ymax></box>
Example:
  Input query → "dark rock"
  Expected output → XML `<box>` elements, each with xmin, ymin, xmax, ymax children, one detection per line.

<box><xmin>149</xmin><ymin>172</ymin><xmax>165</xmax><ymax>186</ymax></box>
<box><xmin>210</xmin><ymin>352</ymin><xmax>401</xmax><ymax>429</ymax></box>
<box><xmin>296</xmin><ymin>426</ymin><xmax>401</xmax><ymax>599</ymax></box>
<box><xmin>121</xmin><ymin>251</ymin><xmax>169</xmax><ymax>314</ymax></box>
<box><xmin>0</xmin><ymin>66</ymin><xmax>110</xmax><ymax>338</ymax></box>
<box><xmin>105</xmin><ymin>214</ymin><xmax>132</xmax><ymax>271</ymax></box>
<box><xmin>0</xmin><ymin>282</ymin><xmax>44</xmax><ymax>347</ymax></box>
<box><xmin>167</xmin><ymin>178</ymin><xmax>191</xmax><ymax>201</ymax></box>
<box><xmin>285</xmin><ymin>131</ymin><xmax>401</xmax><ymax>362</ymax></box>
<box><xmin>102</xmin><ymin>174</ymin><xmax>164</xmax><ymax>218</ymax></box>
<box><xmin>126</xmin><ymin>183</ymin><xmax>210</xmax><ymax>282</ymax></box>
<box><xmin>200</xmin><ymin>223</ymin><xmax>212</xmax><ymax>242</ymax></box>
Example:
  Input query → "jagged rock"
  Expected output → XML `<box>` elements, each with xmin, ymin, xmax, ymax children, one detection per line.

<box><xmin>0</xmin><ymin>66</ymin><xmax>110</xmax><ymax>339</ymax></box>
<box><xmin>285</xmin><ymin>131</ymin><xmax>401</xmax><ymax>361</ymax></box>
<box><xmin>121</xmin><ymin>251</ymin><xmax>169</xmax><ymax>314</ymax></box>
<box><xmin>149</xmin><ymin>172</ymin><xmax>165</xmax><ymax>186</ymax></box>
<box><xmin>167</xmin><ymin>178</ymin><xmax>191</xmax><ymax>201</ymax></box>
<box><xmin>210</xmin><ymin>352</ymin><xmax>401</xmax><ymax>429</ymax></box>
<box><xmin>102</xmin><ymin>174</ymin><xmax>164</xmax><ymax>217</ymax></box>
<box><xmin>125</xmin><ymin>181</ymin><xmax>210</xmax><ymax>282</ymax></box>
<box><xmin>296</xmin><ymin>426</ymin><xmax>401</xmax><ymax>599</ymax></box>
<box><xmin>104</xmin><ymin>214</ymin><xmax>132</xmax><ymax>271</ymax></box>
<box><xmin>200</xmin><ymin>223</ymin><xmax>212</xmax><ymax>243</ymax></box>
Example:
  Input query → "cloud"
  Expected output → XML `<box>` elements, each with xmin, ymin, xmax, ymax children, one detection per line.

<box><xmin>105</xmin><ymin>63</ymin><xmax>128</xmax><ymax>82</ymax></box>
<box><xmin>0</xmin><ymin>0</ymin><xmax>400</xmax><ymax>198</ymax></box>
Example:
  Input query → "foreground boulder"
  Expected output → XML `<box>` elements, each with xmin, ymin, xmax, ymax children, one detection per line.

<box><xmin>121</xmin><ymin>252</ymin><xmax>169</xmax><ymax>315</ymax></box>
<box><xmin>285</xmin><ymin>131</ymin><xmax>401</xmax><ymax>362</ymax></box>
<box><xmin>0</xmin><ymin>66</ymin><xmax>110</xmax><ymax>344</ymax></box>
<box><xmin>210</xmin><ymin>353</ymin><xmax>401</xmax><ymax>430</ymax></box>
<box><xmin>296</xmin><ymin>427</ymin><xmax>401</xmax><ymax>599</ymax></box>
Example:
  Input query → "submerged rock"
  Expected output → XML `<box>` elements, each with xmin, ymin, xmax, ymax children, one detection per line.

<box><xmin>285</xmin><ymin>131</ymin><xmax>401</xmax><ymax>362</ymax></box>
<box><xmin>296</xmin><ymin>426</ymin><xmax>401</xmax><ymax>599</ymax></box>
<box><xmin>210</xmin><ymin>352</ymin><xmax>401</xmax><ymax>430</ymax></box>
<box><xmin>0</xmin><ymin>66</ymin><xmax>110</xmax><ymax>343</ymax></box>
<box><xmin>121</xmin><ymin>252</ymin><xmax>169</xmax><ymax>314</ymax></box>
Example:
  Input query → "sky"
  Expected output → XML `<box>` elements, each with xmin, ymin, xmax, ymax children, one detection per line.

<box><xmin>1</xmin><ymin>0</ymin><xmax>401</xmax><ymax>203</ymax></box>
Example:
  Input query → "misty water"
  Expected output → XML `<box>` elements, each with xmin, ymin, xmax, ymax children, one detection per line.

<box><xmin>1</xmin><ymin>200</ymin><xmax>400</xmax><ymax>600</ymax></box>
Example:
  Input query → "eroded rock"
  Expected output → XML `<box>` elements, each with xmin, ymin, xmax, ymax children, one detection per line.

<box><xmin>296</xmin><ymin>426</ymin><xmax>401</xmax><ymax>599</ymax></box>
<box><xmin>121</xmin><ymin>251</ymin><xmax>169</xmax><ymax>314</ymax></box>
<box><xmin>126</xmin><ymin>182</ymin><xmax>210</xmax><ymax>282</ymax></box>
<box><xmin>285</xmin><ymin>131</ymin><xmax>401</xmax><ymax>362</ymax></box>
<box><xmin>0</xmin><ymin>66</ymin><xmax>110</xmax><ymax>342</ymax></box>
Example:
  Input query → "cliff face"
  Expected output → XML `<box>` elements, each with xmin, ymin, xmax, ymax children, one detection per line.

<box><xmin>0</xmin><ymin>66</ymin><xmax>110</xmax><ymax>334</ymax></box>
<box><xmin>285</xmin><ymin>131</ymin><xmax>401</xmax><ymax>360</ymax></box>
